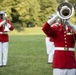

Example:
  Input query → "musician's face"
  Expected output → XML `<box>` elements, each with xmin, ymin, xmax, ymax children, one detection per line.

<box><xmin>0</xmin><ymin>14</ymin><xmax>3</xmax><ymax>19</ymax></box>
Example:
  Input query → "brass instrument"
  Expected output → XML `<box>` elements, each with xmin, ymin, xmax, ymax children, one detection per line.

<box><xmin>0</xmin><ymin>11</ymin><xmax>10</xmax><ymax>31</ymax></box>
<box><xmin>56</xmin><ymin>2</ymin><xmax>74</xmax><ymax>19</ymax></box>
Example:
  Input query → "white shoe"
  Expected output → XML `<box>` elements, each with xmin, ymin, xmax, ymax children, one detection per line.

<box><xmin>47</xmin><ymin>62</ymin><xmax>52</xmax><ymax>64</ymax></box>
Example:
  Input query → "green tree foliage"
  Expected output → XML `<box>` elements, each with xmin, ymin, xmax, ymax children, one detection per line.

<box><xmin>38</xmin><ymin>0</ymin><xmax>58</xmax><ymax>26</ymax></box>
<box><xmin>57</xmin><ymin>0</ymin><xmax>76</xmax><ymax>3</ymax></box>
<box><xmin>0</xmin><ymin>0</ymin><xmax>41</xmax><ymax>27</ymax></box>
<box><xmin>0</xmin><ymin>0</ymin><xmax>75</xmax><ymax>27</ymax></box>
<box><xmin>56</xmin><ymin>0</ymin><xmax>76</xmax><ymax>9</ymax></box>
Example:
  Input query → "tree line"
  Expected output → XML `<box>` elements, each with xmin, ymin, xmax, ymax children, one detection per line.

<box><xmin>0</xmin><ymin>0</ymin><xmax>76</xmax><ymax>27</ymax></box>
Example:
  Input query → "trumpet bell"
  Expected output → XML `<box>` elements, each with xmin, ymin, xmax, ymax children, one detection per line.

<box><xmin>56</xmin><ymin>2</ymin><xmax>74</xmax><ymax>19</ymax></box>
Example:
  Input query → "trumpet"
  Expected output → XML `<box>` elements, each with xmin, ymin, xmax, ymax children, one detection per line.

<box><xmin>0</xmin><ymin>11</ymin><xmax>9</xmax><ymax>31</ymax></box>
<box><xmin>56</xmin><ymin>2</ymin><xmax>74</xmax><ymax>19</ymax></box>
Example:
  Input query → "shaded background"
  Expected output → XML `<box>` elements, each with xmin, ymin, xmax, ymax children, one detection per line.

<box><xmin>0</xmin><ymin>0</ymin><xmax>76</xmax><ymax>28</ymax></box>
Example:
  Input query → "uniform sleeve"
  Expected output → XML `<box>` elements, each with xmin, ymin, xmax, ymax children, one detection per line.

<box><xmin>7</xmin><ymin>20</ymin><xmax>14</xmax><ymax>31</ymax></box>
<box><xmin>42</xmin><ymin>22</ymin><xmax>57</xmax><ymax>38</ymax></box>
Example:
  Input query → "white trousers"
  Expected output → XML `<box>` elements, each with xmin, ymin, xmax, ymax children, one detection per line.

<box><xmin>45</xmin><ymin>37</ymin><xmax>55</xmax><ymax>63</ymax></box>
<box><xmin>48</xmin><ymin>53</ymin><xmax>54</xmax><ymax>63</ymax></box>
<box><xmin>53</xmin><ymin>69</ymin><xmax>76</xmax><ymax>75</ymax></box>
<box><xmin>0</xmin><ymin>42</ymin><xmax>8</xmax><ymax>66</ymax></box>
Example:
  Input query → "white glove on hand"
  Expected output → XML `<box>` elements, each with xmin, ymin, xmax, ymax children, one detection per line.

<box><xmin>4</xmin><ymin>23</ymin><xmax>11</xmax><ymax>31</ymax></box>
<box><xmin>47</xmin><ymin>14</ymin><xmax>59</xmax><ymax>25</ymax></box>
<box><xmin>0</xmin><ymin>20</ymin><xmax>6</xmax><ymax>27</ymax></box>
<box><xmin>66</xmin><ymin>20</ymin><xmax>76</xmax><ymax>33</ymax></box>
<box><xmin>7</xmin><ymin>23</ymin><xmax>11</xmax><ymax>28</ymax></box>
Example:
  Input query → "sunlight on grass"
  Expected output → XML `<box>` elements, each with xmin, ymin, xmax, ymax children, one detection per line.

<box><xmin>8</xmin><ymin>27</ymin><xmax>45</xmax><ymax>35</ymax></box>
<box><xmin>0</xmin><ymin>35</ymin><xmax>53</xmax><ymax>75</ymax></box>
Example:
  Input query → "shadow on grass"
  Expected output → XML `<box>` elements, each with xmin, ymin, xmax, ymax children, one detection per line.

<box><xmin>14</xmin><ymin>27</ymin><xmax>25</xmax><ymax>32</ymax></box>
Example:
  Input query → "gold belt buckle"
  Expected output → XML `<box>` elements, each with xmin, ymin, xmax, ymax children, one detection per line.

<box><xmin>2</xmin><ymin>32</ymin><xmax>4</xmax><ymax>34</ymax></box>
<box><xmin>64</xmin><ymin>47</ymin><xmax>69</xmax><ymax>51</ymax></box>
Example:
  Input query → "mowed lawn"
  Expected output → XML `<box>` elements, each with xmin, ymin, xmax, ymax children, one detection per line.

<box><xmin>0</xmin><ymin>35</ymin><xmax>53</xmax><ymax>75</ymax></box>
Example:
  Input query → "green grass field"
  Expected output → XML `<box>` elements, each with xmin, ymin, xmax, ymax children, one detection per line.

<box><xmin>8</xmin><ymin>27</ymin><xmax>44</xmax><ymax>35</ymax></box>
<box><xmin>0</xmin><ymin>34</ymin><xmax>53</xmax><ymax>75</ymax></box>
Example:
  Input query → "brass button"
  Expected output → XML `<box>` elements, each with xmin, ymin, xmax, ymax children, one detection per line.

<box><xmin>64</xmin><ymin>35</ymin><xmax>66</xmax><ymax>37</ymax></box>
<box><xmin>64</xmin><ymin>38</ymin><xmax>66</xmax><ymax>40</ymax></box>
<box><xmin>65</xmin><ymin>45</ymin><xmax>67</xmax><ymax>47</ymax></box>
<box><xmin>64</xmin><ymin>31</ymin><xmax>66</xmax><ymax>33</ymax></box>
<box><xmin>65</xmin><ymin>41</ymin><xmax>67</xmax><ymax>43</ymax></box>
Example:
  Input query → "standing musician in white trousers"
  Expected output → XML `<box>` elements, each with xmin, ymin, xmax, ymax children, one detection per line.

<box><xmin>0</xmin><ymin>11</ymin><xmax>14</xmax><ymax>67</ymax></box>
<box><xmin>45</xmin><ymin>14</ymin><xmax>60</xmax><ymax>64</ymax></box>
<box><xmin>42</xmin><ymin>4</ymin><xmax>76</xmax><ymax>75</ymax></box>
<box><xmin>45</xmin><ymin>36</ymin><xmax>55</xmax><ymax>64</ymax></box>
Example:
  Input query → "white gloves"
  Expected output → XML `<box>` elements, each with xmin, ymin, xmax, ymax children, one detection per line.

<box><xmin>0</xmin><ymin>20</ymin><xmax>11</xmax><ymax>28</ymax></box>
<box><xmin>6</xmin><ymin>23</ymin><xmax>11</xmax><ymax>28</ymax></box>
<box><xmin>0</xmin><ymin>20</ymin><xmax>11</xmax><ymax>31</ymax></box>
<box><xmin>47</xmin><ymin>14</ymin><xmax>59</xmax><ymax>25</ymax></box>
<box><xmin>66</xmin><ymin>20</ymin><xmax>76</xmax><ymax>33</ymax></box>
<box><xmin>4</xmin><ymin>23</ymin><xmax>11</xmax><ymax>31</ymax></box>
<box><xmin>0</xmin><ymin>20</ymin><xmax>6</xmax><ymax>27</ymax></box>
